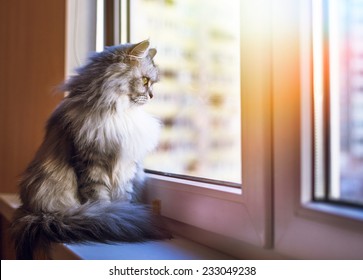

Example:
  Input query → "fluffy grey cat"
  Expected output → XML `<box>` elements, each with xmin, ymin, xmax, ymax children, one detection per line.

<box><xmin>11</xmin><ymin>40</ymin><xmax>170</xmax><ymax>259</ymax></box>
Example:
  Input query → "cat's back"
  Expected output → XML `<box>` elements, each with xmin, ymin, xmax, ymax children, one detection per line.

<box><xmin>19</xmin><ymin>100</ymin><xmax>80</xmax><ymax>210</ymax></box>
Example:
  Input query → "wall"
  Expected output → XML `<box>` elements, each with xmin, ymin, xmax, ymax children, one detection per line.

<box><xmin>0</xmin><ymin>0</ymin><xmax>66</xmax><ymax>194</ymax></box>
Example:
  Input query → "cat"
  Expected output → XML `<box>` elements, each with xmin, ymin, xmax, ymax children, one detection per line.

<box><xmin>11</xmin><ymin>40</ymin><xmax>171</xmax><ymax>260</ymax></box>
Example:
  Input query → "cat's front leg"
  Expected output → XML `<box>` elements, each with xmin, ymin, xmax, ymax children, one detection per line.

<box><xmin>76</xmin><ymin>165</ymin><xmax>113</xmax><ymax>203</ymax></box>
<box><xmin>78</xmin><ymin>182</ymin><xmax>111</xmax><ymax>203</ymax></box>
<box><xmin>130</xmin><ymin>164</ymin><xmax>147</xmax><ymax>203</ymax></box>
<box><xmin>110</xmin><ymin>163</ymin><xmax>147</xmax><ymax>203</ymax></box>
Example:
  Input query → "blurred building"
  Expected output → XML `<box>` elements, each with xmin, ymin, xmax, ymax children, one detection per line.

<box><xmin>345</xmin><ymin>0</ymin><xmax>363</xmax><ymax>158</ymax></box>
<box><xmin>130</xmin><ymin>0</ymin><xmax>241</xmax><ymax>183</ymax></box>
<box><xmin>339</xmin><ymin>0</ymin><xmax>363</xmax><ymax>202</ymax></box>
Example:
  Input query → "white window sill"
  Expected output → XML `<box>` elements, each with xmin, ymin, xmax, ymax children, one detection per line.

<box><xmin>57</xmin><ymin>238</ymin><xmax>232</xmax><ymax>260</ymax></box>
<box><xmin>0</xmin><ymin>193</ymin><xmax>233</xmax><ymax>260</ymax></box>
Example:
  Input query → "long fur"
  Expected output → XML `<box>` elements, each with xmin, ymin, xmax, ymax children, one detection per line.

<box><xmin>12</xmin><ymin>202</ymin><xmax>168</xmax><ymax>260</ymax></box>
<box><xmin>11</xmin><ymin>40</ymin><xmax>171</xmax><ymax>259</ymax></box>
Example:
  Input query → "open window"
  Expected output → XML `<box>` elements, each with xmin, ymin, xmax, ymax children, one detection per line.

<box><xmin>128</xmin><ymin>0</ymin><xmax>242</xmax><ymax>186</ymax></box>
<box><xmin>312</xmin><ymin>0</ymin><xmax>363</xmax><ymax>207</ymax></box>
<box><xmin>99</xmin><ymin>0</ymin><xmax>274</xmax><ymax>254</ymax></box>
<box><xmin>273</xmin><ymin>0</ymin><xmax>363</xmax><ymax>259</ymax></box>
<box><xmin>65</xmin><ymin>0</ymin><xmax>363</xmax><ymax>259</ymax></box>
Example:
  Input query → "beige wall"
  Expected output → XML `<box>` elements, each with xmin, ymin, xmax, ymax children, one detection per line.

<box><xmin>0</xmin><ymin>0</ymin><xmax>66</xmax><ymax>194</ymax></box>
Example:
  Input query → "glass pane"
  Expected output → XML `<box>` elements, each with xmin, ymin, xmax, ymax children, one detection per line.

<box><xmin>129</xmin><ymin>0</ymin><xmax>241</xmax><ymax>183</ymax></box>
<box><xmin>328</xmin><ymin>0</ymin><xmax>363</xmax><ymax>205</ymax></box>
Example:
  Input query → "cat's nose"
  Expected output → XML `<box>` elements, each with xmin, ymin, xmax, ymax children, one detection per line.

<box><xmin>148</xmin><ymin>92</ymin><xmax>153</xmax><ymax>99</ymax></box>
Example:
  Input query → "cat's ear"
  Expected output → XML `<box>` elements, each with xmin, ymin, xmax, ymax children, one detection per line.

<box><xmin>129</xmin><ymin>40</ymin><xmax>150</xmax><ymax>58</ymax></box>
<box><xmin>148</xmin><ymin>48</ymin><xmax>157</xmax><ymax>59</ymax></box>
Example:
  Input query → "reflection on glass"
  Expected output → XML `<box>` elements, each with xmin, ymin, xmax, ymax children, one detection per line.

<box><xmin>129</xmin><ymin>0</ymin><xmax>241</xmax><ymax>183</ymax></box>
<box><xmin>329</xmin><ymin>0</ymin><xmax>363</xmax><ymax>204</ymax></box>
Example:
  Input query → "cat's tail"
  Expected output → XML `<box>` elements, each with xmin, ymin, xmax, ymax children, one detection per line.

<box><xmin>11</xmin><ymin>201</ymin><xmax>171</xmax><ymax>260</ymax></box>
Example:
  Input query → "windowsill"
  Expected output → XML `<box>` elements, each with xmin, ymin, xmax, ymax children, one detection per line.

<box><xmin>56</xmin><ymin>238</ymin><xmax>233</xmax><ymax>260</ymax></box>
<box><xmin>145</xmin><ymin>173</ymin><xmax>242</xmax><ymax>201</ymax></box>
<box><xmin>300</xmin><ymin>201</ymin><xmax>363</xmax><ymax>226</ymax></box>
<box><xmin>0</xmin><ymin>193</ymin><xmax>233</xmax><ymax>260</ymax></box>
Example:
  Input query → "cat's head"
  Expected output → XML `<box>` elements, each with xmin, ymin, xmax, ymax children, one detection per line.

<box><xmin>65</xmin><ymin>40</ymin><xmax>159</xmax><ymax>108</ymax></box>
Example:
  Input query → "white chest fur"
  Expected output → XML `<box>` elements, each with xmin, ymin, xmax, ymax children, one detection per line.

<box><xmin>77</xmin><ymin>101</ymin><xmax>160</xmax><ymax>196</ymax></box>
<box><xmin>107</xmin><ymin>105</ymin><xmax>160</xmax><ymax>187</ymax></box>
<box><xmin>113</xmin><ymin>106</ymin><xmax>160</xmax><ymax>159</ymax></box>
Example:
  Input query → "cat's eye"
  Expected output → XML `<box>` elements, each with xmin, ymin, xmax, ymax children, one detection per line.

<box><xmin>142</xmin><ymin>77</ymin><xmax>150</xmax><ymax>86</ymax></box>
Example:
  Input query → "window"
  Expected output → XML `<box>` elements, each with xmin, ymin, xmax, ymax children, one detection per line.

<box><xmin>273</xmin><ymin>0</ymin><xmax>363</xmax><ymax>259</ymax></box>
<box><xmin>102</xmin><ymin>0</ymin><xmax>273</xmax><ymax>252</ymax></box>
<box><xmin>120</xmin><ymin>0</ymin><xmax>241</xmax><ymax>185</ymax></box>
<box><xmin>313</xmin><ymin>0</ymin><xmax>363</xmax><ymax>206</ymax></box>
<box><xmin>87</xmin><ymin>0</ymin><xmax>363</xmax><ymax>259</ymax></box>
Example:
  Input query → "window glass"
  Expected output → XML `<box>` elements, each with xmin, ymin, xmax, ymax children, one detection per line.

<box><xmin>314</xmin><ymin>0</ymin><xmax>363</xmax><ymax>205</ymax></box>
<box><xmin>129</xmin><ymin>0</ymin><xmax>241</xmax><ymax>184</ymax></box>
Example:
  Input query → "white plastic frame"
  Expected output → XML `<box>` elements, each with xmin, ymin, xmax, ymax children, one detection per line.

<box><xmin>273</xmin><ymin>0</ymin><xmax>363</xmax><ymax>259</ymax></box>
<box><xmin>134</xmin><ymin>0</ymin><xmax>275</xmax><ymax>249</ymax></box>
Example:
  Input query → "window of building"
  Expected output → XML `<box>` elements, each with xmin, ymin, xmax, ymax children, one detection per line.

<box><xmin>72</xmin><ymin>0</ymin><xmax>363</xmax><ymax>259</ymax></box>
<box><xmin>313</xmin><ymin>0</ymin><xmax>363</xmax><ymax>206</ymax></box>
<box><xmin>123</xmin><ymin>0</ymin><xmax>241</xmax><ymax>185</ymax></box>
<box><xmin>100</xmin><ymin>0</ymin><xmax>273</xmax><ymax>251</ymax></box>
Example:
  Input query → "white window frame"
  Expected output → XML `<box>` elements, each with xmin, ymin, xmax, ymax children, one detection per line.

<box><xmin>273</xmin><ymin>0</ymin><xmax>363</xmax><ymax>259</ymax></box>
<box><xmin>112</xmin><ymin>0</ymin><xmax>274</xmax><ymax>253</ymax></box>
<box><xmin>66</xmin><ymin>0</ymin><xmax>99</xmax><ymax>76</ymax></box>
<box><xmin>67</xmin><ymin>0</ymin><xmax>363</xmax><ymax>259</ymax></box>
